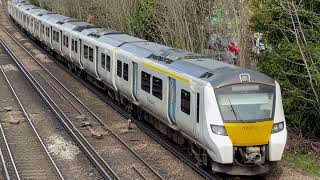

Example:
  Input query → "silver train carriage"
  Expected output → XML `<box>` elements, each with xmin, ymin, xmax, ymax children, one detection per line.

<box><xmin>8</xmin><ymin>0</ymin><xmax>287</xmax><ymax>175</ymax></box>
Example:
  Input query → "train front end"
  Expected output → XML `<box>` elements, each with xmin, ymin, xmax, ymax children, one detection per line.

<box><xmin>204</xmin><ymin>72</ymin><xmax>287</xmax><ymax>175</ymax></box>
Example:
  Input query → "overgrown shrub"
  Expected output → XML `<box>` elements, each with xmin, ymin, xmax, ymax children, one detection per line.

<box><xmin>251</xmin><ymin>0</ymin><xmax>320</xmax><ymax>137</ymax></box>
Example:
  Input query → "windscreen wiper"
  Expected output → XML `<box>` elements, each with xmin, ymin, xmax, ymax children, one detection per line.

<box><xmin>227</xmin><ymin>97</ymin><xmax>244</xmax><ymax>123</ymax></box>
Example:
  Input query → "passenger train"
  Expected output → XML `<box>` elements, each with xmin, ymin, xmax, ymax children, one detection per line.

<box><xmin>7</xmin><ymin>0</ymin><xmax>287</xmax><ymax>175</ymax></box>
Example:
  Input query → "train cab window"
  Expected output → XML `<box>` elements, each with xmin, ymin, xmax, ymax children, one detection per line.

<box><xmin>106</xmin><ymin>55</ymin><xmax>111</xmax><ymax>72</ymax></box>
<box><xmin>152</xmin><ymin>76</ymin><xmax>162</xmax><ymax>100</ymax></box>
<box><xmin>181</xmin><ymin>89</ymin><xmax>190</xmax><ymax>115</ymax></box>
<box><xmin>89</xmin><ymin>47</ymin><xmax>94</xmax><ymax>62</ymax></box>
<box><xmin>123</xmin><ymin>63</ymin><xmax>128</xmax><ymax>81</ymax></box>
<box><xmin>141</xmin><ymin>71</ymin><xmax>151</xmax><ymax>93</ymax></box>
<box><xmin>84</xmin><ymin>45</ymin><xmax>88</xmax><ymax>59</ymax></box>
<box><xmin>117</xmin><ymin>60</ymin><xmax>122</xmax><ymax>77</ymax></box>
<box><xmin>101</xmin><ymin>53</ymin><xmax>106</xmax><ymax>69</ymax></box>
<box><xmin>75</xmin><ymin>41</ymin><xmax>78</xmax><ymax>53</ymax></box>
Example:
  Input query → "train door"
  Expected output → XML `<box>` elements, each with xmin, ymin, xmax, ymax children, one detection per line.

<box><xmin>60</xmin><ymin>30</ymin><xmax>63</xmax><ymax>53</ymax></box>
<box><xmin>50</xmin><ymin>26</ymin><xmax>53</xmax><ymax>47</ymax></box>
<box><xmin>95</xmin><ymin>46</ymin><xmax>101</xmax><ymax>79</ymax></box>
<box><xmin>168</xmin><ymin>77</ymin><xmax>176</xmax><ymax>124</ymax></box>
<box><xmin>79</xmin><ymin>39</ymin><xmax>83</xmax><ymax>68</ymax></box>
<box><xmin>194</xmin><ymin>92</ymin><xmax>201</xmax><ymax>140</ymax></box>
<box><xmin>132</xmin><ymin>62</ymin><xmax>138</xmax><ymax>101</ymax></box>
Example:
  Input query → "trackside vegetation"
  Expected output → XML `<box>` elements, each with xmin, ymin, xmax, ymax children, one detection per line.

<box><xmin>251</xmin><ymin>0</ymin><xmax>320</xmax><ymax>138</ymax></box>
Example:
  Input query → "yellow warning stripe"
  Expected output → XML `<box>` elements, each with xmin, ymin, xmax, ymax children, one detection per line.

<box><xmin>141</xmin><ymin>61</ymin><xmax>189</xmax><ymax>84</ymax></box>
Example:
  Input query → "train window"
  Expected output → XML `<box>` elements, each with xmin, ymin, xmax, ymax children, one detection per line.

<box><xmin>117</xmin><ymin>60</ymin><xmax>122</xmax><ymax>77</ymax></box>
<box><xmin>89</xmin><ymin>47</ymin><xmax>94</xmax><ymax>62</ymax></box>
<box><xmin>84</xmin><ymin>45</ymin><xmax>88</xmax><ymax>59</ymax></box>
<box><xmin>71</xmin><ymin>39</ymin><xmax>74</xmax><ymax>51</ymax></box>
<box><xmin>63</xmin><ymin>35</ymin><xmax>65</xmax><ymax>46</ymax></box>
<box><xmin>141</xmin><ymin>71</ymin><xmax>151</xmax><ymax>93</ymax></box>
<box><xmin>101</xmin><ymin>53</ymin><xmax>106</xmax><ymax>69</ymax></box>
<box><xmin>66</xmin><ymin>36</ymin><xmax>69</xmax><ymax>48</ymax></box>
<box><xmin>152</xmin><ymin>76</ymin><xmax>162</xmax><ymax>100</ymax></box>
<box><xmin>75</xmin><ymin>41</ymin><xmax>78</xmax><ymax>53</ymax></box>
<box><xmin>181</xmin><ymin>89</ymin><xmax>190</xmax><ymax>115</ymax></box>
<box><xmin>123</xmin><ymin>63</ymin><xmax>128</xmax><ymax>81</ymax></box>
<box><xmin>106</xmin><ymin>55</ymin><xmax>111</xmax><ymax>72</ymax></box>
<box><xmin>55</xmin><ymin>32</ymin><xmax>59</xmax><ymax>42</ymax></box>
<box><xmin>196</xmin><ymin>93</ymin><xmax>200</xmax><ymax>123</ymax></box>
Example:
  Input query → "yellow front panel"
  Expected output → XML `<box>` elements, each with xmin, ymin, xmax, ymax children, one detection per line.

<box><xmin>224</xmin><ymin>121</ymin><xmax>273</xmax><ymax>146</ymax></box>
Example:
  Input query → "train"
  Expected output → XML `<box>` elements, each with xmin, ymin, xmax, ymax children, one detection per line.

<box><xmin>7</xmin><ymin>0</ymin><xmax>287</xmax><ymax>176</ymax></box>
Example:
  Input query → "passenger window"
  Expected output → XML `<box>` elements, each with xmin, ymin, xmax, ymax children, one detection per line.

<box><xmin>71</xmin><ymin>39</ymin><xmax>74</xmax><ymax>51</ymax></box>
<box><xmin>101</xmin><ymin>53</ymin><xmax>106</xmax><ymax>69</ymax></box>
<box><xmin>89</xmin><ymin>47</ymin><xmax>94</xmax><ymax>62</ymax></box>
<box><xmin>84</xmin><ymin>45</ymin><xmax>88</xmax><ymax>59</ymax></box>
<box><xmin>117</xmin><ymin>60</ymin><xmax>122</xmax><ymax>77</ymax></box>
<box><xmin>66</xmin><ymin>37</ymin><xmax>69</xmax><ymax>48</ymax></box>
<box><xmin>196</xmin><ymin>93</ymin><xmax>200</xmax><ymax>123</ymax></box>
<box><xmin>123</xmin><ymin>63</ymin><xmax>128</xmax><ymax>81</ymax></box>
<box><xmin>141</xmin><ymin>71</ymin><xmax>151</xmax><ymax>93</ymax></box>
<box><xmin>181</xmin><ymin>89</ymin><xmax>190</xmax><ymax>115</ymax></box>
<box><xmin>56</xmin><ymin>32</ymin><xmax>59</xmax><ymax>43</ymax></box>
<box><xmin>106</xmin><ymin>55</ymin><xmax>111</xmax><ymax>72</ymax></box>
<box><xmin>75</xmin><ymin>41</ymin><xmax>78</xmax><ymax>53</ymax></box>
<box><xmin>152</xmin><ymin>76</ymin><xmax>162</xmax><ymax>100</ymax></box>
<box><xmin>63</xmin><ymin>35</ymin><xmax>65</xmax><ymax>46</ymax></box>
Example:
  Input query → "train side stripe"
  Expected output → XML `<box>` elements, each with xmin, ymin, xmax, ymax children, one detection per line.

<box><xmin>140</xmin><ymin>61</ymin><xmax>189</xmax><ymax>84</ymax></box>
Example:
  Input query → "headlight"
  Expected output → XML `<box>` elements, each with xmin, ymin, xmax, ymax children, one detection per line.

<box><xmin>210</xmin><ymin>125</ymin><xmax>228</xmax><ymax>136</ymax></box>
<box><xmin>272</xmin><ymin>121</ymin><xmax>285</xmax><ymax>134</ymax></box>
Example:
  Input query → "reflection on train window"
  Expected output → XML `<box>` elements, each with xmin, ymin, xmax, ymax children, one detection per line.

<box><xmin>117</xmin><ymin>60</ymin><xmax>122</xmax><ymax>77</ymax></box>
<box><xmin>106</xmin><ymin>55</ymin><xmax>111</xmax><ymax>72</ymax></box>
<box><xmin>84</xmin><ymin>45</ymin><xmax>88</xmax><ymax>59</ymax></box>
<box><xmin>101</xmin><ymin>53</ymin><xmax>106</xmax><ymax>69</ymax></box>
<box><xmin>123</xmin><ymin>63</ymin><xmax>129</xmax><ymax>81</ymax></box>
<box><xmin>152</xmin><ymin>76</ymin><xmax>162</xmax><ymax>100</ymax></box>
<box><xmin>181</xmin><ymin>89</ymin><xmax>190</xmax><ymax>115</ymax></box>
<box><xmin>141</xmin><ymin>71</ymin><xmax>151</xmax><ymax>93</ymax></box>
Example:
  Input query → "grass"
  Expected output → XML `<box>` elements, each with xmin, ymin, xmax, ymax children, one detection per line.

<box><xmin>284</xmin><ymin>152</ymin><xmax>320</xmax><ymax>177</ymax></box>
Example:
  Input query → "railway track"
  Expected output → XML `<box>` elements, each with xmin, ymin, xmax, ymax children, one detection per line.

<box><xmin>0</xmin><ymin>16</ymin><xmax>168</xmax><ymax>180</ymax></box>
<box><xmin>0</xmin><ymin>14</ymin><xmax>220</xmax><ymax>180</ymax></box>
<box><xmin>0</xmin><ymin>124</ymin><xmax>19</xmax><ymax>180</ymax></box>
<box><xmin>0</xmin><ymin>64</ymin><xmax>63</xmax><ymax>179</ymax></box>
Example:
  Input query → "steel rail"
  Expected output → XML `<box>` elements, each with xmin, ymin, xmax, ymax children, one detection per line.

<box><xmin>0</xmin><ymin>65</ymin><xmax>65</xmax><ymax>180</ymax></box>
<box><xmin>0</xmin><ymin>17</ymin><xmax>220</xmax><ymax>180</ymax></box>
<box><xmin>0</xmin><ymin>38</ymin><xmax>116</xmax><ymax>180</ymax></box>
<box><xmin>0</xmin><ymin>24</ymin><xmax>165</xmax><ymax>180</ymax></box>
<box><xmin>0</xmin><ymin>124</ymin><xmax>15</xmax><ymax>180</ymax></box>
<box><xmin>0</xmin><ymin>147</ymin><xmax>10</xmax><ymax>180</ymax></box>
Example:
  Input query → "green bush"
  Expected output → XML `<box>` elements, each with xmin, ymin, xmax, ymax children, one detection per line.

<box><xmin>251</xmin><ymin>0</ymin><xmax>320</xmax><ymax>137</ymax></box>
